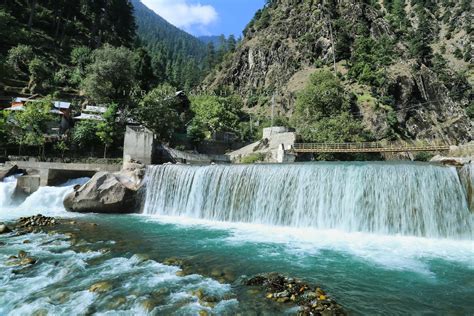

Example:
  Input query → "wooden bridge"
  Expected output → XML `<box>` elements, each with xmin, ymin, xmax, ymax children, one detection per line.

<box><xmin>292</xmin><ymin>141</ymin><xmax>450</xmax><ymax>153</ymax></box>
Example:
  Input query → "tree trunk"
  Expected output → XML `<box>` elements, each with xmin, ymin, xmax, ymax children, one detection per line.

<box><xmin>27</xmin><ymin>0</ymin><xmax>37</xmax><ymax>30</ymax></box>
<box><xmin>103</xmin><ymin>144</ymin><xmax>107</xmax><ymax>159</ymax></box>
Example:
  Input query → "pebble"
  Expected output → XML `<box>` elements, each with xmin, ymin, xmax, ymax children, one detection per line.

<box><xmin>89</xmin><ymin>281</ymin><xmax>113</xmax><ymax>293</ymax></box>
<box><xmin>141</xmin><ymin>299</ymin><xmax>157</xmax><ymax>312</ymax></box>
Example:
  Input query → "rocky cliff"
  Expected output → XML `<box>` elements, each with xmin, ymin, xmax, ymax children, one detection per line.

<box><xmin>204</xmin><ymin>0</ymin><xmax>473</xmax><ymax>144</ymax></box>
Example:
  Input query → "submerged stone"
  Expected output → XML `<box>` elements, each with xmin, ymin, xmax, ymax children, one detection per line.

<box><xmin>89</xmin><ymin>281</ymin><xmax>113</xmax><ymax>293</ymax></box>
<box><xmin>0</xmin><ymin>223</ymin><xmax>12</xmax><ymax>234</ymax></box>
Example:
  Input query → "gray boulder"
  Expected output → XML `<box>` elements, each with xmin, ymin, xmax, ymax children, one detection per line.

<box><xmin>0</xmin><ymin>165</ymin><xmax>19</xmax><ymax>181</ymax></box>
<box><xmin>0</xmin><ymin>223</ymin><xmax>12</xmax><ymax>234</ymax></box>
<box><xmin>63</xmin><ymin>171</ymin><xmax>141</xmax><ymax>214</ymax></box>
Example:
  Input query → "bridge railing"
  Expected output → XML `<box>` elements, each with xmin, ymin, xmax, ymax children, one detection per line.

<box><xmin>292</xmin><ymin>140</ymin><xmax>450</xmax><ymax>153</ymax></box>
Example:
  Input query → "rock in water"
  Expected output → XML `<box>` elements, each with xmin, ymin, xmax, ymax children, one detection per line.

<box><xmin>63</xmin><ymin>171</ymin><xmax>142</xmax><ymax>214</ymax></box>
<box><xmin>0</xmin><ymin>223</ymin><xmax>12</xmax><ymax>234</ymax></box>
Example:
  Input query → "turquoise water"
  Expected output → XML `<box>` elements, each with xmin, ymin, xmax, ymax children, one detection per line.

<box><xmin>1</xmin><ymin>162</ymin><xmax>473</xmax><ymax>315</ymax></box>
<box><xmin>1</xmin><ymin>214</ymin><xmax>473</xmax><ymax>315</ymax></box>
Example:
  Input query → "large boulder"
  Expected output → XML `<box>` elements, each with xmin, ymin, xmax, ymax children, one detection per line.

<box><xmin>0</xmin><ymin>165</ymin><xmax>19</xmax><ymax>181</ymax></box>
<box><xmin>63</xmin><ymin>170</ymin><xmax>142</xmax><ymax>214</ymax></box>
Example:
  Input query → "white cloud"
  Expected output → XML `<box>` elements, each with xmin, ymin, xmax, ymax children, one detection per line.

<box><xmin>141</xmin><ymin>0</ymin><xmax>218</xmax><ymax>33</ymax></box>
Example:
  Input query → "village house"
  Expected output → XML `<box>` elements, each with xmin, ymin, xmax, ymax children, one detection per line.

<box><xmin>3</xmin><ymin>97</ymin><xmax>73</xmax><ymax>136</ymax></box>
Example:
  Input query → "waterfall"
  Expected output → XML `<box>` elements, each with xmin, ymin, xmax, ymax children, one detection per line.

<box><xmin>143</xmin><ymin>163</ymin><xmax>473</xmax><ymax>239</ymax></box>
<box><xmin>0</xmin><ymin>176</ymin><xmax>19</xmax><ymax>208</ymax></box>
<box><xmin>0</xmin><ymin>177</ymin><xmax>89</xmax><ymax>220</ymax></box>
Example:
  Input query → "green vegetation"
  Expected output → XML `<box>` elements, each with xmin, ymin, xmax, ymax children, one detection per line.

<box><xmin>96</xmin><ymin>103</ymin><xmax>120</xmax><ymax>158</ymax></box>
<box><xmin>349</xmin><ymin>36</ymin><xmax>394</xmax><ymax>87</ymax></box>
<box><xmin>189</xmin><ymin>95</ymin><xmax>244</xmax><ymax>139</ymax></box>
<box><xmin>6</xmin><ymin>97</ymin><xmax>54</xmax><ymax>156</ymax></box>
<box><xmin>240</xmin><ymin>153</ymin><xmax>266</xmax><ymax>164</ymax></box>
<box><xmin>81</xmin><ymin>45</ymin><xmax>136</xmax><ymax>103</ymax></box>
<box><xmin>134</xmin><ymin>84</ymin><xmax>182</xmax><ymax>142</ymax></box>
<box><xmin>291</xmin><ymin>71</ymin><xmax>371</xmax><ymax>158</ymax></box>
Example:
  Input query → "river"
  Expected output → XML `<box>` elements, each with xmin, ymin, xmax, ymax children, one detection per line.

<box><xmin>0</xmin><ymin>162</ymin><xmax>473</xmax><ymax>315</ymax></box>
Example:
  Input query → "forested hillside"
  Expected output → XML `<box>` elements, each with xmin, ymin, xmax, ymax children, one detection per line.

<box><xmin>0</xmin><ymin>0</ymin><xmax>137</xmax><ymax>96</ymax></box>
<box><xmin>130</xmin><ymin>0</ymin><xmax>206</xmax><ymax>89</ymax></box>
<box><xmin>205</xmin><ymin>0</ymin><xmax>473</xmax><ymax>144</ymax></box>
<box><xmin>131</xmin><ymin>0</ymin><xmax>237</xmax><ymax>90</ymax></box>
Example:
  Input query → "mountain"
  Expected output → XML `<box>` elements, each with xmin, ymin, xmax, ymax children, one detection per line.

<box><xmin>204</xmin><ymin>0</ymin><xmax>473</xmax><ymax>144</ymax></box>
<box><xmin>199</xmin><ymin>36</ymin><xmax>223</xmax><ymax>47</ymax></box>
<box><xmin>131</xmin><ymin>0</ymin><xmax>208</xmax><ymax>89</ymax></box>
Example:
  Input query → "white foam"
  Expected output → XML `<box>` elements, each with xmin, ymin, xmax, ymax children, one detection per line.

<box><xmin>0</xmin><ymin>232</ymin><xmax>236</xmax><ymax>315</ymax></box>
<box><xmin>0</xmin><ymin>177</ymin><xmax>90</xmax><ymax>220</ymax></box>
<box><xmin>144</xmin><ymin>215</ymin><xmax>474</xmax><ymax>275</ymax></box>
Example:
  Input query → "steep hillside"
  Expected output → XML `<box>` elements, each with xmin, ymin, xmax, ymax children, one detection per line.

<box><xmin>0</xmin><ymin>0</ymin><xmax>135</xmax><ymax>96</ymax></box>
<box><xmin>205</xmin><ymin>0</ymin><xmax>473</xmax><ymax>144</ymax></box>
<box><xmin>131</xmin><ymin>0</ymin><xmax>208</xmax><ymax>89</ymax></box>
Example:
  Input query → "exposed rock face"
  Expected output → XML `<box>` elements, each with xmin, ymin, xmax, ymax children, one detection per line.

<box><xmin>388</xmin><ymin>65</ymin><xmax>472</xmax><ymax>144</ymax></box>
<box><xmin>204</xmin><ymin>0</ymin><xmax>472</xmax><ymax>144</ymax></box>
<box><xmin>64</xmin><ymin>164</ymin><xmax>144</xmax><ymax>214</ymax></box>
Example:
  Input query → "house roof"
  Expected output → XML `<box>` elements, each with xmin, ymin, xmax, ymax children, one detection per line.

<box><xmin>13</xmin><ymin>97</ymin><xmax>31</xmax><ymax>103</ymax></box>
<box><xmin>84</xmin><ymin>105</ymin><xmax>107</xmax><ymax>114</ymax></box>
<box><xmin>73</xmin><ymin>113</ymin><xmax>104</xmax><ymax>121</ymax></box>
<box><xmin>53</xmin><ymin>101</ymin><xmax>71</xmax><ymax>109</ymax></box>
<box><xmin>4</xmin><ymin>105</ymin><xmax>64</xmax><ymax>115</ymax></box>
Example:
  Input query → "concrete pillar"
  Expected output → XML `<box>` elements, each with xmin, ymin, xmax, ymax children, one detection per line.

<box><xmin>39</xmin><ymin>169</ymin><xmax>50</xmax><ymax>186</ymax></box>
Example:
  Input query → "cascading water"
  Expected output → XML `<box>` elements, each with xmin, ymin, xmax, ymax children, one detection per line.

<box><xmin>0</xmin><ymin>176</ymin><xmax>19</xmax><ymax>208</ymax></box>
<box><xmin>143</xmin><ymin>162</ymin><xmax>473</xmax><ymax>239</ymax></box>
<box><xmin>0</xmin><ymin>177</ymin><xmax>89</xmax><ymax>220</ymax></box>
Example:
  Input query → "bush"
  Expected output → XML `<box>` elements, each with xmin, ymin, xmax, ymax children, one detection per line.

<box><xmin>6</xmin><ymin>44</ymin><xmax>34</xmax><ymax>75</ymax></box>
<box><xmin>466</xmin><ymin>102</ymin><xmax>474</xmax><ymax>119</ymax></box>
<box><xmin>240</xmin><ymin>153</ymin><xmax>266</xmax><ymax>164</ymax></box>
<box><xmin>414</xmin><ymin>152</ymin><xmax>434</xmax><ymax>162</ymax></box>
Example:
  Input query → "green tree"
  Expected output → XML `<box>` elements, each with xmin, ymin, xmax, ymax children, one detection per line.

<box><xmin>10</xmin><ymin>97</ymin><xmax>54</xmax><ymax>156</ymax></box>
<box><xmin>134</xmin><ymin>47</ymin><xmax>156</xmax><ymax>91</ymax></box>
<box><xmin>96</xmin><ymin>103</ymin><xmax>119</xmax><ymax>158</ymax></box>
<box><xmin>72</xmin><ymin>120</ymin><xmax>100</xmax><ymax>150</ymax></box>
<box><xmin>134</xmin><ymin>84</ymin><xmax>181</xmax><ymax>141</ymax></box>
<box><xmin>291</xmin><ymin>71</ymin><xmax>368</xmax><ymax>145</ymax></box>
<box><xmin>190</xmin><ymin>95</ymin><xmax>243</xmax><ymax>137</ymax></box>
<box><xmin>408</xmin><ymin>9</ymin><xmax>434</xmax><ymax>65</ymax></box>
<box><xmin>292</xmin><ymin>71</ymin><xmax>348</xmax><ymax>124</ymax></box>
<box><xmin>0</xmin><ymin>111</ymin><xmax>9</xmax><ymax>149</ymax></box>
<box><xmin>28</xmin><ymin>57</ymin><xmax>50</xmax><ymax>92</ymax></box>
<box><xmin>81</xmin><ymin>44</ymin><xmax>136</xmax><ymax>103</ymax></box>
<box><xmin>6</xmin><ymin>44</ymin><xmax>34</xmax><ymax>76</ymax></box>
<box><xmin>70</xmin><ymin>46</ymin><xmax>93</xmax><ymax>85</ymax></box>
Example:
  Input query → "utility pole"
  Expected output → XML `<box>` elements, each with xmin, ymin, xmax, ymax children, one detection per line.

<box><xmin>327</xmin><ymin>18</ymin><xmax>337</xmax><ymax>77</ymax></box>
<box><xmin>271</xmin><ymin>92</ymin><xmax>275</xmax><ymax>128</ymax></box>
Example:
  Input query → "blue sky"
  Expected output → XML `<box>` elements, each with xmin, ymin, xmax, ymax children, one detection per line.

<box><xmin>141</xmin><ymin>0</ymin><xmax>265</xmax><ymax>37</ymax></box>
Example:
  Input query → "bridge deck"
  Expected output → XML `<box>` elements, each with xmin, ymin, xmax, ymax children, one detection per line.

<box><xmin>293</xmin><ymin>142</ymin><xmax>450</xmax><ymax>153</ymax></box>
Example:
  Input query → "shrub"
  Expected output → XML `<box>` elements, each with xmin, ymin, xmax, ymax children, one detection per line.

<box><xmin>240</xmin><ymin>153</ymin><xmax>266</xmax><ymax>164</ymax></box>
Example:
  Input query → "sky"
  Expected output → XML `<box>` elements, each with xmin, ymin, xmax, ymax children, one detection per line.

<box><xmin>141</xmin><ymin>0</ymin><xmax>265</xmax><ymax>37</ymax></box>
